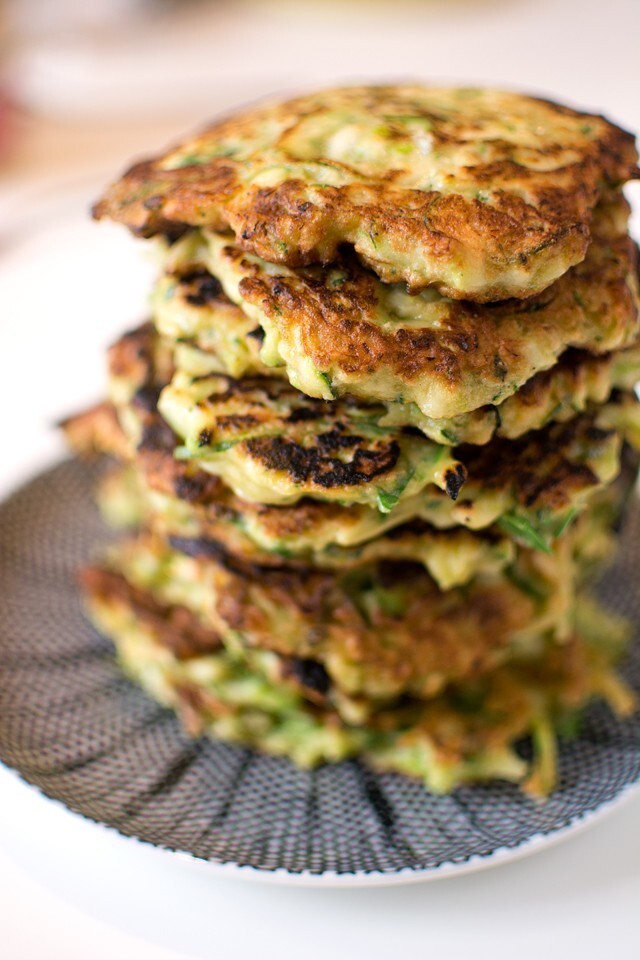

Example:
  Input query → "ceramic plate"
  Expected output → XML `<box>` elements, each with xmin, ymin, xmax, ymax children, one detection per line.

<box><xmin>1</xmin><ymin>459</ymin><xmax>639</xmax><ymax>886</ymax></box>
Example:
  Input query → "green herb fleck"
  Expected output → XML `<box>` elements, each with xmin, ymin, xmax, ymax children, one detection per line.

<box><xmin>318</xmin><ymin>371</ymin><xmax>336</xmax><ymax>398</ymax></box>
<box><xmin>375</xmin><ymin>585</ymin><xmax>408</xmax><ymax>617</ymax></box>
<box><xmin>173</xmin><ymin>154</ymin><xmax>204</xmax><ymax>168</ymax></box>
<box><xmin>519</xmin><ymin>300</ymin><xmax>550</xmax><ymax>314</ymax></box>
<box><xmin>498</xmin><ymin>512</ymin><xmax>552</xmax><ymax>553</ymax></box>
<box><xmin>383</xmin><ymin>114</ymin><xmax>433</xmax><ymax>128</ymax></box>
<box><xmin>377</xmin><ymin>490</ymin><xmax>400</xmax><ymax>513</ymax></box>
<box><xmin>171</xmin><ymin>147</ymin><xmax>236</xmax><ymax>170</ymax></box>
<box><xmin>573</xmin><ymin>291</ymin><xmax>587</xmax><ymax>310</ymax></box>
<box><xmin>505</xmin><ymin>566</ymin><xmax>547</xmax><ymax>602</ymax></box>
<box><xmin>450</xmin><ymin>683</ymin><xmax>487</xmax><ymax>714</ymax></box>
<box><xmin>272</xmin><ymin>545</ymin><xmax>294</xmax><ymax>559</ymax></box>
<box><xmin>555</xmin><ymin>710</ymin><xmax>583</xmax><ymax>740</ymax></box>
<box><xmin>552</xmin><ymin>507</ymin><xmax>578</xmax><ymax>539</ymax></box>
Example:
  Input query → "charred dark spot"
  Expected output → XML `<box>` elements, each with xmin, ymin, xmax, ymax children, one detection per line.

<box><xmin>245</xmin><ymin>435</ymin><xmax>400</xmax><ymax>488</ymax></box>
<box><xmin>272</xmin><ymin>283</ymin><xmax>284</xmax><ymax>296</ymax></box>
<box><xmin>138</xmin><ymin>416</ymin><xmax>177</xmax><ymax>453</ymax></box>
<box><xmin>181</xmin><ymin>270</ymin><xmax>223</xmax><ymax>306</ymax></box>
<box><xmin>162</xmin><ymin>226</ymin><xmax>188</xmax><ymax>245</ymax></box>
<box><xmin>297</xmin><ymin>201</ymin><xmax>312</xmax><ymax>213</ymax></box>
<box><xmin>316</xmin><ymin>428</ymin><xmax>360</xmax><ymax>451</ymax></box>
<box><xmin>521</xmin><ymin>463</ymin><xmax>598</xmax><ymax>508</ymax></box>
<box><xmin>214</xmin><ymin>414</ymin><xmax>259</xmax><ymax>432</ymax></box>
<box><xmin>287</xmin><ymin>406</ymin><xmax>325</xmax><ymax>423</ymax></box>
<box><xmin>172</xmin><ymin>469</ymin><xmax>222</xmax><ymax>504</ymax></box>
<box><xmin>285</xmin><ymin>658</ymin><xmax>331</xmax><ymax>696</ymax></box>
<box><xmin>174</xmin><ymin>474</ymin><xmax>204</xmax><ymax>502</ymax></box>
<box><xmin>198</xmin><ymin>428</ymin><xmax>213</xmax><ymax>447</ymax></box>
<box><xmin>133</xmin><ymin>385</ymin><xmax>162</xmax><ymax>413</ymax></box>
<box><xmin>460</xmin><ymin>410</ymin><xmax>615</xmax><ymax>511</ymax></box>
<box><xmin>444</xmin><ymin>462</ymin><xmax>467</xmax><ymax>500</ymax></box>
<box><xmin>585</xmin><ymin>425</ymin><xmax>613</xmax><ymax>442</ymax></box>
<box><xmin>168</xmin><ymin>535</ymin><xmax>323</xmax><ymax>587</ymax></box>
<box><xmin>376</xmin><ymin>560</ymin><xmax>423</xmax><ymax>588</ymax></box>
<box><xmin>384</xmin><ymin>518</ymin><xmax>433</xmax><ymax>539</ymax></box>
<box><xmin>192</xmin><ymin>373</ymin><xmax>290</xmax><ymax>406</ymax></box>
<box><xmin>493</xmin><ymin>354</ymin><xmax>508</xmax><ymax>380</ymax></box>
<box><xmin>168</xmin><ymin>535</ymin><xmax>227</xmax><ymax>562</ymax></box>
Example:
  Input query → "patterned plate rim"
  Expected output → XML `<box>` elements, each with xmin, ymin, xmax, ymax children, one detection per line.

<box><xmin>1</xmin><ymin>459</ymin><xmax>639</xmax><ymax>885</ymax></box>
<box><xmin>2</xmin><ymin>765</ymin><xmax>639</xmax><ymax>888</ymax></box>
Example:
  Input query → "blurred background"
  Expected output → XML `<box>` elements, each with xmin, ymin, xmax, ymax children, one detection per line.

<box><xmin>2</xmin><ymin>0</ymin><xmax>640</xmax><ymax>180</ymax></box>
<box><xmin>0</xmin><ymin>0</ymin><xmax>639</xmax><ymax>491</ymax></box>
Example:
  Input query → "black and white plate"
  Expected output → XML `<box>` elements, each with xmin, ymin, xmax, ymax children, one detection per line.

<box><xmin>1</xmin><ymin>459</ymin><xmax>639</xmax><ymax>886</ymax></box>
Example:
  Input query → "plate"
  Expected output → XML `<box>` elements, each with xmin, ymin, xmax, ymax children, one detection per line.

<box><xmin>1</xmin><ymin>459</ymin><xmax>639</xmax><ymax>886</ymax></box>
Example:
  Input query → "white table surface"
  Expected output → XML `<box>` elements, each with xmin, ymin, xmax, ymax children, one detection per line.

<box><xmin>1</xmin><ymin>0</ymin><xmax>640</xmax><ymax>955</ymax></box>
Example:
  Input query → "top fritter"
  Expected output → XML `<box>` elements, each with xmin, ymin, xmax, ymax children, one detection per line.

<box><xmin>94</xmin><ymin>86</ymin><xmax>638</xmax><ymax>301</ymax></box>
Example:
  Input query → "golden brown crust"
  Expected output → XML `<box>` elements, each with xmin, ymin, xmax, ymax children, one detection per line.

<box><xmin>110</xmin><ymin>534</ymin><xmax>536</xmax><ymax>699</ymax></box>
<box><xmin>217</xmin><ymin>562</ymin><xmax>529</xmax><ymax>695</ymax></box>
<box><xmin>61</xmin><ymin>396</ymin><xmax>377</xmax><ymax>545</ymax></box>
<box><xmin>459</xmin><ymin>416</ymin><xmax>611</xmax><ymax>513</ymax></box>
<box><xmin>369</xmin><ymin>633</ymin><xmax>597</xmax><ymax>770</ymax></box>
<box><xmin>107</xmin><ymin>321</ymin><xmax>175</xmax><ymax>400</ymax></box>
<box><xmin>203</xmin><ymin>206</ymin><xmax>639</xmax><ymax>420</ymax></box>
<box><xmin>81</xmin><ymin>562</ymin><xmax>335</xmax><ymax>710</ymax></box>
<box><xmin>94</xmin><ymin>85</ymin><xmax>639</xmax><ymax>299</ymax></box>
<box><xmin>79</xmin><ymin>565</ymin><xmax>222</xmax><ymax>660</ymax></box>
<box><xmin>156</xmin><ymin>233</ymin><xmax>640</xmax><ymax>441</ymax></box>
<box><xmin>107</xmin><ymin>322</ymin><xmax>467</xmax><ymax>508</ymax></box>
<box><xmin>63</xmin><ymin>392</ymin><xmax>624</xmax><ymax>546</ymax></box>
<box><xmin>59</xmin><ymin>401</ymin><xmax>131</xmax><ymax>461</ymax></box>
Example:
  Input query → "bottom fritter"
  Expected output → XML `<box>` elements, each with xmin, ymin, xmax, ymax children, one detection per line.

<box><xmin>80</xmin><ymin>549</ymin><xmax>635</xmax><ymax>795</ymax></box>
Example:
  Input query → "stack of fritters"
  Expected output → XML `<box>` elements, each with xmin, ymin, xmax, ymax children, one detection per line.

<box><xmin>65</xmin><ymin>87</ymin><xmax>640</xmax><ymax>794</ymax></box>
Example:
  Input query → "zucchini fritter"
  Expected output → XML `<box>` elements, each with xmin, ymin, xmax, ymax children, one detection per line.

<box><xmin>154</xmin><ymin>250</ymin><xmax>640</xmax><ymax>443</ymax></box>
<box><xmin>81</xmin><ymin>542</ymin><xmax>634</xmax><ymax>793</ymax></box>
<box><xmin>93</xmin><ymin>533</ymin><xmax>547</xmax><ymax>702</ymax></box>
<box><xmin>67</xmin><ymin>83</ymin><xmax>640</xmax><ymax>798</ymax></box>
<box><xmin>156</xmin><ymin>197</ymin><xmax>640</xmax><ymax>421</ymax></box>
<box><xmin>158</xmin><ymin>370</ymin><xmax>465</xmax><ymax>509</ymax></box>
<box><xmin>96</xmin><ymin>463</ymin><xmax>515</xmax><ymax>590</ymax></box>
<box><xmin>63</xmin><ymin>377</ymin><xmax>638</xmax><ymax>555</ymax></box>
<box><xmin>94</xmin><ymin>86</ymin><xmax>639</xmax><ymax>301</ymax></box>
<box><xmin>103</xmin><ymin>322</ymin><xmax>635</xmax><ymax>527</ymax></box>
